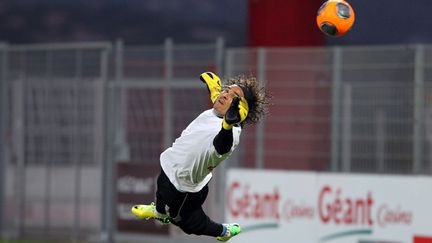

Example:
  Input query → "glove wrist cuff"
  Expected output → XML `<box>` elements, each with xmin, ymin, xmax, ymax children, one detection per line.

<box><xmin>222</xmin><ymin>120</ymin><xmax>234</xmax><ymax>130</ymax></box>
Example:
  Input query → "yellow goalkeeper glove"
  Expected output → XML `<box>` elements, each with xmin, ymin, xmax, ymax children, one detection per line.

<box><xmin>222</xmin><ymin>97</ymin><xmax>249</xmax><ymax>130</ymax></box>
<box><xmin>200</xmin><ymin>72</ymin><xmax>221</xmax><ymax>104</ymax></box>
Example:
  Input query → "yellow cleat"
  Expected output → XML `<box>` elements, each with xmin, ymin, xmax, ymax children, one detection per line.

<box><xmin>131</xmin><ymin>202</ymin><xmax>171</xmax><ymax>224</ymax></box>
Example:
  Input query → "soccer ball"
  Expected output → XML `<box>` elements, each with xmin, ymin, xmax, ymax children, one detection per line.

<box><xmin>316</xmin><ymin>0</ymin><xmax>355</xmax><ymax>37</ymax></box>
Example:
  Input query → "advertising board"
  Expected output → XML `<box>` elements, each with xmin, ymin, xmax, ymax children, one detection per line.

<box><xmin>225</xmin><ymin>169</ymin><xmax>432</xmax><ymax>243</ymax></box>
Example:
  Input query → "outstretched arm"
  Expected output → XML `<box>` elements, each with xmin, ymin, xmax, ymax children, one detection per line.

<box><xmin>213</xmin><ymin>128</ymin><xmax>233</xmax><ymax>155</ymax></box>
<box><xmin>213</xmin><ymin>97</ymin><xmax>249</xmax><ymax>155</ymax></box>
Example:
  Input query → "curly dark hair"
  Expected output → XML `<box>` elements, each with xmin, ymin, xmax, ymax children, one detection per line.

<box><xmin>224</xmin><ymin>74</ymin><xmax>270</xmax><ymax>126</ymax></box>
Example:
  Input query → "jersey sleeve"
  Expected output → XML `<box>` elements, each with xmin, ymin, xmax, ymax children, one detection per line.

<box><xmin>212</xmin><ymin>127</ymin><xmax>233</xmax><ymax>155</ymax></box>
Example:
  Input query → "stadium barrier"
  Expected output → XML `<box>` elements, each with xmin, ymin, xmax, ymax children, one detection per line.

<box><xmin>225</xmin><ymin>168</ymin><xmax>432</xmax><ymax>243</ymax></box>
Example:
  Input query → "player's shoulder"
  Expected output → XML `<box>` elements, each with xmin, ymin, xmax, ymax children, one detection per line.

<box><xmin>186</xmin><ymin>109</ymin><xmax>219</xmax><ymax>129</ymax></box>
<box><xmin>199</xmin><ymin>109</ymin><xmax>221</xmax><ymax>120</ymax></box>
<box><xmin>196</xmin><ymin>109</ymin><xmax>224</xmax><ymax>129</ymax></box>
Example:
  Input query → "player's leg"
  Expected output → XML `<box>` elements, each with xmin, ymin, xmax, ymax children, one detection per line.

<box><xmin>132</xmin><ymin>168</ymin><xmax>241</xmax><ymax>240</ymax></box>
<box><xmin>173</xmin><ymin>185</ymin><xmax>241</xmax><ymax>241</ymax></box>
<box><xmin>153</xmin><ymin>167</ymin><xmax>187</xmax><ymax>221</ymax></box>
<box><xmin>175</xmin><ymin>206</ymin><xmax>222</xmax><ymax>236</ymax></box>
<box><xmin>131</xmin><ymin>169</ymin><xmax>170</xmax><ymax>224</ymax></box>
<box><xmin>174</xmin><ymin>206</ymin><xmax>241</xmax><ymax>242</ymax></box>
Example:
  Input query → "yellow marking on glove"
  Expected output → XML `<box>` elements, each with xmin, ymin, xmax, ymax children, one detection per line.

<box><xmin>200</xmin><ymin>72</ymin><xmax>222</xmax><ymax>104</ymax></box>
<box><xmin>222</xmin><ymin>97</ymin><xmax>249</xmax><ymax>130</ymax></box>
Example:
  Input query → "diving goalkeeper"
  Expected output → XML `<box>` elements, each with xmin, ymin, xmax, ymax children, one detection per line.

<box><xmin>131</xmin><ymin>72</ymin><xmax>268</xmax><ymax>241</ymax></box>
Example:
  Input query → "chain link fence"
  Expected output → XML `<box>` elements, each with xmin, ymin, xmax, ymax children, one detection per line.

<box><xmin>1</xmin><ymin>42</ymin><xmax>110</xmax><ymax>241</ymax></box>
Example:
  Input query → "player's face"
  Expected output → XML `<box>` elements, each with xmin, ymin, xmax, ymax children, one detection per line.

<box><xmin>213</xmin><ymin>84</ymin><xmax>245</xmax><ymax>116</ymax></box>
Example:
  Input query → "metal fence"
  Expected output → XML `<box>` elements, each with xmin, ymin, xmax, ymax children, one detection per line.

<box><xmin>0</xmin><ymin>39</ymin><xmax>225</xmax><ymax>243</ymax></box>
<box><xmin>1</xmin><ymin>42</ymin><xmax>110</xmax><ymax>241</ymax></box>
<box><xmin>227</xmin><ymin>45</ymin><xmax>432</xmax><ymax>175</ymax></box>
<box><xmin>1</xmin><ymin>41</ymin><xmax>432</xmax><ymax>242</ymax></box>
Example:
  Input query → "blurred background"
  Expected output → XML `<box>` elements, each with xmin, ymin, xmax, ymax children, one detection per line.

<box><xmin>1</xmin><ymin>0</ymin><xmax>432</xmax><ymax>243</ymax></box>
<box><xmin>2</xmin><ymin>0</ymin><xmax>432</xmax><ymax>46</ymax></box>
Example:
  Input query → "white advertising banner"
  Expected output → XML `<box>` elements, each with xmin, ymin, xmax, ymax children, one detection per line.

<box><xmin>225</xmin><ymin>169</ymin><xmax>432</xmax><ymax>243</ymax></box>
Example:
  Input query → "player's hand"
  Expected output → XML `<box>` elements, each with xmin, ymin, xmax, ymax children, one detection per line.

<box><xmin>222</xmin><ymin>96</ymin><xmax>249</xmax><ymax>130</ymax></box>
<box><xmin>200</xmin><ymin>72</ymin><xmax>221</xmax><ymax>104</ymax></box>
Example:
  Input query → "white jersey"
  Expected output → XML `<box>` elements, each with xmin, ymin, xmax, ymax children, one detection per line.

<box><xmin>160</xmin><ymin>109</ymin><xmax>241</xmax><ymax>192</ymax></box>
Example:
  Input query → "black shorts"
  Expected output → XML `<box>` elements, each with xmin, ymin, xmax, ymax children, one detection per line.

<box><xmin>155</xmin><ymin>168</ymin><xmax>221</xmax><ymax>236</ymax></box>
